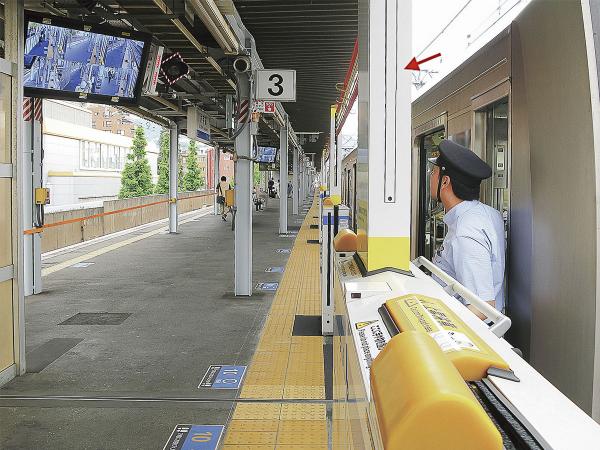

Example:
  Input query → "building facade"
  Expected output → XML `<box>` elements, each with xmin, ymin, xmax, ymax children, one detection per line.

<box><xmin>88</xmin><ymin>104</ymin><xmax>137</xmax><ymax>137</ymax></box>
<box><xmin>43</xmin><ymin>100</ymin><xmax>159</xmax><ymax>207</ymax></box>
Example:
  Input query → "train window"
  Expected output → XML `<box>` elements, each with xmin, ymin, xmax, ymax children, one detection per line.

<box><xmin>418</xmin><ymin>129</ymin><xmax>445</xmax><ymax>260</ymax></box>
<box><xmin>476</xmin><ymin>98</ymin><xmax>510</xmax><ymax>310</ymax></box>
<box><xmin>480</xmin><ymin>99</ymin><xmax>509</xmax><ymax>223</ymax></box>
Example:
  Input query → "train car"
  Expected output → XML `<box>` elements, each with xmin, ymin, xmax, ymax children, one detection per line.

<box><xmin>341</xmin><ymin>147</ymin><xmax>357</xmax><ymax>231</ymax></box>
<box><xmin>340</xmin><ymin>0</ymin><xmax>600</xmax><ymax>420</ymax></box>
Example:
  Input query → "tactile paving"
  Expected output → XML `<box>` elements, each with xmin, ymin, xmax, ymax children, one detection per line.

<box><xmin>226</xmin><ymin>198</ymin><xmax>330</xmax><ymax>446</ymax></box>
<box><xmin>232</xmin><ymin>403</ymin><xmax>281</xmax><ymax>420</ymax></box>
<box><xmin>279</xmin><ymin>404</ymin><xmax>326</xmax><ymax>421</ymax></box>
<box><xmin>224</xmin><ymin>431</ymin><xmax>277</xmax><ymax>445</ymax></box>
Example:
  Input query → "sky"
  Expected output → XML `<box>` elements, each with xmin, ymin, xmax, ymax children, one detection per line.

<box><xmin>339</xmin><ymin>0</ymin><xmax>533</xmax><ymax>141</ymax></box>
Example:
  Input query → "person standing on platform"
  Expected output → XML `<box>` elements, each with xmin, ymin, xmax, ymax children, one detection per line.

<box><xmin>268</xmin><ymin>178</ymin><xmax>275</xmax><ymax>198</ymax></box>
<box><xmin>217</xmin><ymin>175</ymin><xmax>230</xmax><ymax>221</ymax></box>
<box><xmin>428</xmin><ymin>140</ymin><xmax>506</xmax><ymax>320</ymax></box>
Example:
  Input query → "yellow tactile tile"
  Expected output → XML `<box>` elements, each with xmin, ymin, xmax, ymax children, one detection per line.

<box><xmin>222</xmin><ymin>446</ymin><xmax>274</xmax><ymax>450</ymax></box>
<box><xmin>275</xmin><ymin>446</ymin><xmax>327</xmax><ymax>450</ymax></box>
<box><xmin>279</xmin><ymin>404</ymin><xmax>326</xmax><ymax>421</ymax></box>
<box><xmin>226</xmin><ymin>199</ymin><xmax>329</xmax><ymax>447</ymax></box>
<box><xmin>224</xmin><ymin>431</ymin><xmax>277</xmax><ymax>446</ymax></box>
<box><xmin>232</xmin><ymin>403</ymin><xmax>281</xmax><ymax>420</ymax></box>
<box><xmin>227</xmin><ymin>420</ymin><xmax>279</xmax><ymax>433</ymax></box>
<box><xmin>276</xmin><ymin>420</ymin><xmax>328</xmax><ymax>445</ymax></box>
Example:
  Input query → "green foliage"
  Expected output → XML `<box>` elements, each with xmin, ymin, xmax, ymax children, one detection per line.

<box><xmin>184</xmin><ymin>140</ymin><xmax>204</xmax><ymax>191</ymax></box>
<box><xmin>253</xmin><ymin>163</ymin><xmax>261</xmax><ymax>187</ymax></box>
<box><xmin>155</xmin><ymin>130</ymin><xmax>170</xmax><ymax>194</ymax></box>
<box><xmin>178</xmin><ymin>153</ymin><xmax>185</xmax><ymax>192</ymax></box>
<box><xmin>119</xmin><ymin>126</ymin><xmax>154</xmax><ymax>199</ymax></box>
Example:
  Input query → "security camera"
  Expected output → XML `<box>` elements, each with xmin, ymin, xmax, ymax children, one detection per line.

<box><xmin>233</xmin><ymin>56</ymin><xmax>251</xmax><ymax>73</ymax></box>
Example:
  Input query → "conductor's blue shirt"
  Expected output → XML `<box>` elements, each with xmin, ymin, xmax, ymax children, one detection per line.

<box><xmin>432</xmin><ymin>200</ymin><xmax>506</xmax><ymax>312</ymax></box>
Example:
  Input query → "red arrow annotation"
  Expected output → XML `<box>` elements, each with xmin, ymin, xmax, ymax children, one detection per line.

<box><xmin>404</xmin><ymin>53</ymin><xmax>442</xmax><ymax>71</ymax></box>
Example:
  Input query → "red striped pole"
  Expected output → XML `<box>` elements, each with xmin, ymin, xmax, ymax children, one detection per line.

<box><xmin>23</xmin><ymin>97</ymin><xmax>33</xmax><ymax>121</ymax></box>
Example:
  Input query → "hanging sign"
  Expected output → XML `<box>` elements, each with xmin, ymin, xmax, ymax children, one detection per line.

<box><xmin>187</xmin><ymin>107</ymin><xmax>211</xmax><ymax>144</ymax></box>
<box><xmin>255</xmin><ymin>70</ymin><xmax>296</xmax><ymax>101</ymax></box>
<box><xmin>252</xmin><ymin>100</ymin><xmax>276</xmax><ymax>113</ymax></box>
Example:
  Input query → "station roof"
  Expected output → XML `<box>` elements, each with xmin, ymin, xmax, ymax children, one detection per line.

<box><xmin>24</xmin><ymin>0</ymin><xmax>357</xmax><ymax>161</ymax></box>
<box><xmin>234</xmin><ymin>0</ymin><xmax>358</xmax><ymax>156</ymax></box>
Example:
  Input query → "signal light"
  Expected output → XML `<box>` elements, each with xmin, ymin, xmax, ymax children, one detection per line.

<box><xmin>160</xmin><ymin>53</ymin><xmax>189</xmax><ymax>86</ymax></box>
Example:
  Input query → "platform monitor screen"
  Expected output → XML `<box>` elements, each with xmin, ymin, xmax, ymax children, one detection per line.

<box><xmin>256</xmin><ymin>146</ymin><xmax>277</xmax><ymax>163</ymax></box>
<box><xmin>24</xmin><ymin>12</ymin><xmax>151</xmax><ymax>105</ymax></box>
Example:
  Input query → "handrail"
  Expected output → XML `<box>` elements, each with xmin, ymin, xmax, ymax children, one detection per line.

<box><xmin>412</xmin><ymin>255</ymin><xmax>511</xmax><ymax>337</ymax></box>
<box><xmin>23</xmin><ymin>192</ymin><xmax>215</xmax><ymax>235</ymax></box>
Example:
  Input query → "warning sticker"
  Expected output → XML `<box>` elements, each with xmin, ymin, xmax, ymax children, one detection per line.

<box><xmin>355</xmin><ymin>319</ymin><xmax>389</xmax><ymax>370</ymax></box>
<box><xmin>430</xmin><ymin>330</ymin><xmax>480</xmax><ymax>353</ymax></box>
<box><xmin>339</xmin><ymin>259</ymin><xmax>361</xmax><ymax>278</ymax></box>
<box><xmin>394</xmin><ymin>296</ymin><xmax>482</xmax><ymax>354</ymax></box>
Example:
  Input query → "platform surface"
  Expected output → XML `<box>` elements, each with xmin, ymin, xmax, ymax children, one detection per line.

<box><xmin>0</xmin><ymin>196</ymin><xmax>329</xmax><ymax>449</ymax></box>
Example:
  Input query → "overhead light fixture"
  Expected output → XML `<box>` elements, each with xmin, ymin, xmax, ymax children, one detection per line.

<box><xmin>160</xmin><ymin>53</ymin><xmax>190</xmax><ymax>86</ymax></box>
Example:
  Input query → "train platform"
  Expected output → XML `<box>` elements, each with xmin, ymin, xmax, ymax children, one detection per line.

<box><xmin>0</xmin><ymin>197</ymin><xmax>328</xmax><ymax>450</ymax></box>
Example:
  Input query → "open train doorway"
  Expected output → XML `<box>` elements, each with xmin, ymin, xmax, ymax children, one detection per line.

<box><xmin>474</xmin><ymin>97</ymin><xmax>510</xmax><ymax>311</ymax></box>
<box><xmin>417</xmin><ymin>128</ymin><xmax>445</xmax><ymax>261</ymax></box>
<box><xmin>477</xmin><ymin>98</ymin><xmax>510</xmax><ymax>227</ymax></box>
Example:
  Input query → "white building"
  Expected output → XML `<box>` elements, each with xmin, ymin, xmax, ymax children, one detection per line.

<box><xmin>42</xmin><ymin>100</ymin><xmax>159</xmax><ymax>207</ymax></box>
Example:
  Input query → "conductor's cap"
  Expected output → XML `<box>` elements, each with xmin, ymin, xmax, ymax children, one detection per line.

<box><xmin>432</xmin><ymin>139</ymin><xmax>492</xmax><ymax>187</ymax></box>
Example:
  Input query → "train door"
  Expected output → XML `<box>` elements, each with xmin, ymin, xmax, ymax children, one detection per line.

<box><xmin>417</xmin><ymin>129</ymin><xmax>446</xmax><ymax>260</ymax></box>
<box><xmin>474</xmin><ymin>96</ymin><xmax>510</xmax><ymax>309</ymax></box>
<box><xmin>479</xmin><ymin>99</ymin><xmax>510</xmax><ymax>224</ymax></box>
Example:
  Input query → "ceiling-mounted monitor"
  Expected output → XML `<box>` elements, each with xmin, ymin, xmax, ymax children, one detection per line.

<box><xmin>24</xmin><ymin>11</ymin><xmax>151</xmax><ymax>105</ymax></box>
<box><xmin>255</xmin><ymin>146</ymin><xmax>277</xmax><ymax>164</ymax></box>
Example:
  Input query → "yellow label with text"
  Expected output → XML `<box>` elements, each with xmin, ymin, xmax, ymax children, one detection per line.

<box><xmin>385</xmin><ymin>294</ymin><xmax>509</xmax><ymax>380</ymax></box>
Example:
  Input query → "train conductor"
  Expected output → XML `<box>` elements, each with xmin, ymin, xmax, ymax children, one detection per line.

<box><xmin>429</xmin><ymin>140</ymin><xmax>506</xmax><ymax>320</ymax></box>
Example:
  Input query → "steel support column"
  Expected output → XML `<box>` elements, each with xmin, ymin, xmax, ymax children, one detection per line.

<box><xmin>299</xmin><ymin>155</ymin><xmax>305</xmax><ymax>206</ymax></box>
<box><xmin>279</xmin><ymin>116</ymin><xmax>289</xmax><ymax>234</ymax></box>
<box><xmin>292</xmin><ymin>146</ymin><xmax>299</xmax><ymax>214</ymax></box>
<box><xmin>169</xmin><ymin>122</ymin><xmax>179</xmax><ymax>233</ymax></box>
<box><xmin>234</xmin><ymin>72</ymin><xmax>253</xmax><ymax>296</ymax></box>
<box><xmin>213</xmin><ymin>146</ymin><xmax>220</xmax><ymax>215</ymax></box>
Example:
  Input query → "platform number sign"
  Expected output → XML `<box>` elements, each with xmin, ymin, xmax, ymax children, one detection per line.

<box><xmin>163</xmin><ymin>424</ymin><xmax>224</xmax><ymax>450</ymax></box>
<box><xmin>256</xmin><ymin>69</ymin><xmax>296</xmax><ymax>102</ymax></box>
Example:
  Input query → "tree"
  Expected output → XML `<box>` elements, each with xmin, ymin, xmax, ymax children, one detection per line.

<box><xmin>253</xmin><ymin>162</ymin><xmax>261</xmax><ymax>187</ymax></box>
<box><xmin>178</xmin><ymin>153</ymin><xmax>185</xmax><ymax>192</ymax></box>
<box><xmin>119</xmin><ymin>126</ymin><xmax>154</xmax><ymax>199</ymax></box>
<box><xmin>184</xmin><ymin>140</ymin><xmax>204</xmax><ymax>191</ymax></box>
<box><xmin>155</xmin><ymin>130</ymin><xmax>170</xmax><ymax>194</ymax></box>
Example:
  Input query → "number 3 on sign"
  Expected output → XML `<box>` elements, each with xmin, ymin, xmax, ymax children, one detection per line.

<box><xmin>256</xmin><ymin>69</ymin><xmax>296</xmax><ymax>102</ymax></box>
<box><xmin>268</xmin><ymin>74</ymin><xmax>284</xmax><ymax>96</ymax></box>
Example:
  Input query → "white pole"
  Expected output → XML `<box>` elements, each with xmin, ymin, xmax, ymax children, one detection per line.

<box><xmin>22</xmin><ymin>107</ymin><xmax>33</xmax><ymax>297</ymax></box>
<box><xmin>279</xmin><ymin>116</ymin><xmax>289</xmax><ymax>234</ymax></box>
<box><xmin>293</xmin><ymin>146</ymin><xmax>299</xmax><ymax>214</ymax></box>
<box><xmin>213</xmin><ymin>147</ymin><xmax>220</xmax><ymax>215</ymax></box>
<box><xmin>169</xmin><ymin>122</ymin><xmax>178</xmax><ymax>233</ymax></box>
<box><xmin>234</xmin><ymin>72</ymin><xmax>253</xmax><ymax>296</ymax></box>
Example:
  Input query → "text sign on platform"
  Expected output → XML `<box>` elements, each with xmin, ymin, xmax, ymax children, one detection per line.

<box><xmin>199</xmin><ymin>365</ymin><xmax>246</xmax><ymax>389</ymax></box>
<box><xmin>255</xmin><ymin>69</ymin><xmax>296</xmax><ymax>102</ymax></box>
<box><xmin>163</xmin><ymin>424</ymin><xmax>224</xmax><ymax>450</ymax></box>
<box><xmin>252</xmin><ymin>100</ymin><xmax>276</xmax><ymax>113</ymax></box>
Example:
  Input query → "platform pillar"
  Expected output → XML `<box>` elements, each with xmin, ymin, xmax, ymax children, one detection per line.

<box><xmin>169</xmin><ymin>121</ymin><xmax>178</xmax><ymax>234</ymax></box>
<box><xmin>279</xmin><ymin>116</ymin><xmax>289</xmax><ymax>234</ymax></box>
<box><xmin>299</xmin><ymin>155</ymin><xmax>305</xmax><ymax>205</ymax></box>
<box><xmin>22</xmin><ymin>101</ymin><xmax>43</xmax><ymax>295</ymax></box>
<box><xmin>292</xmin><ymin>145</ymin><xmax>299</xmax><ymax>214</ymax></box>
<box><xmin>213</xmin><ymin>146</ymin><xmax>220</xmax><ymax>215</ymax></box>
<box><xmin>234</xmin><ymin>72</ymin><xmax>253</xmax><ymax>296</ymax></box>
<box><xmin>356</xmin><ymin>0</ymin><xmax>412</xmax><ymax>272</ymax></box>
